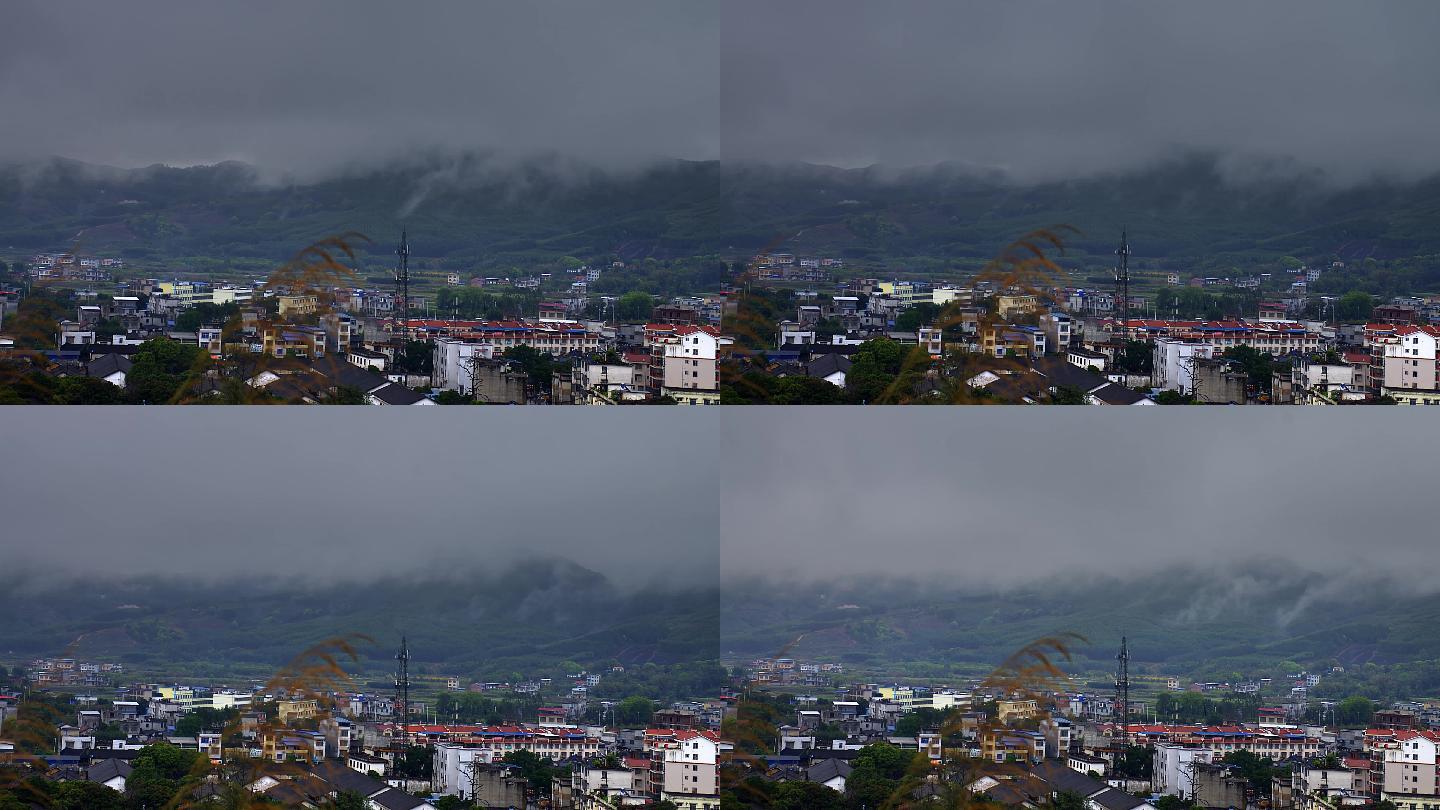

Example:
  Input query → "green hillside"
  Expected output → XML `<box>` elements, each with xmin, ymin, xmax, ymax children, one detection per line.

<box><xmin>3</xmin><ymin>153</ymin><xmax>1440</xmax><ymax>294</ymax></box>
<box><xmin>721</xmin><ymin>567</ymin><xmax>1440</xmax><ymax>689</ymax></box>
<box><xmin>0</xmin><ymin>559</ymin><xmax>719</xmax><ymax>693</ymax></box>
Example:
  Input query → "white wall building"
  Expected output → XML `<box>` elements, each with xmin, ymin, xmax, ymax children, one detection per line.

<box><xmin>1153</xmin><ymin>338</ymin><xmax>1217</xmax><ymax>393</ymax></box>
<box><xmin>433</xmin><ymin>742</ymin><xmax>497</xmax><ymax>797</ymax></box>
<box><xmin>433</xmin><ymin>338</ymin><xmax>499</xmax><ymax>392</ymax></box>
<box><xmin>1154</xmin><ymin>743</ymin><xmax>1215</xmax><ymax>798</ymax></box>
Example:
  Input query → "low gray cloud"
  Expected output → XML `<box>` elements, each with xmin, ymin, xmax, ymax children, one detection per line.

<box><xmin>0</xmin><ymin>1</ymin><xmax>719</xmax><ymax>176</ymax></box>
<box><xmin>0</xmin><ymin>409</ymin><xmax>718</xmax><ymax>588</ymax></box>
<box><xmin>721</xmin><ymin>0</ymin><xmax>1440</xmax><ymax>183</ymax></box>
<box><xmin>721</xmin><ymin>409</ymin><xmax>1437</xmax><ymax>588</ymax></box>
<box><xmin>3</xmin><ymin>2</ymin><xmax>1437</xmax><ymax>184</ymax></box>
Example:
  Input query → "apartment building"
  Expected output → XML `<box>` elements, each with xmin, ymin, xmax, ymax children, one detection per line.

<box><xmin>403</xmin><ymin>319</ymin><xmax>600</xmax><ymax>356</ymax></box>
<box><xmin>1372</xmin><ymin>730</ymin><xmax>1440</xmax><ymax>810</ymax></box>
<box><xmin>1372</xmin><ymin>325</ymin><xmax>1440</xmax><ymax>404</ymax></box>
<box><xmin>652</xmin><ymin>731</ymin><xmax>720</xmax><ymax>810</ymax></box>
<box><xmin>648</xmin><ymin>324</ymin><xmax>722</xmax><ymax>405</ymax></box>
<box><xmin>1114</xmin><ymin>318</ymin><xmax>1321</xmax><ymax>355</ymax></box>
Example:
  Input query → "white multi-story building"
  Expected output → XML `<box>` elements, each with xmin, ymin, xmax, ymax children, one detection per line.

<box><xmin>1153</xmin><ymin>338</ymin><xmax>1216</xmax><ymax>393</ymax></box>
<box><xmin>1374</xmin><ymin>730</ymin><xmax>1440</xmax><ymax>810</ymax></box>
<box><xmin>918</xmin><ymin>326</ymin><xmax>943</xmax><ymax>356</ymax></box>
<box><xmin>648</xmin><ymin>325</ymin><xmax>723</xmax><ymax>405</ymax></box>
<box><xmin>432</xmin><ymin>337</ymin><xmax>499</xmax><ymax>392</ymax></box>
<box><xmin>654</xmin><ymin>731</ymin><xmax>719</xmax><ymax>810</ymax></box>
<box><xmin>1154</xmin><ymin>743</ymin><xmax>1215</xmax><ymax>798</ymax></box>
<box><xmin>1374</xmin><ymin>325</ymin><xmax>1440</xmax><ymax>404</ymax></box>
<box><xmin>433</xmin><ymin>742</ymin><xmax>497</xmax><ymax>797</ymax></box>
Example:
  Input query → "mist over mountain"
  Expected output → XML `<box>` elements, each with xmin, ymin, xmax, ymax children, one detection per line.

<box><xmin>0</xmin><ymin>559</ymin><xmax>720</xmax><ymax>683</ymax></box>
<box><xmin>720</xmin><ymin>562</ymin><xmax>1437</xmax><ymax>681</ymax></box>
<box><xmin>3</xmin><ymin>151</ymin><xmax>1439</xmax><ymax>276</ymax></box>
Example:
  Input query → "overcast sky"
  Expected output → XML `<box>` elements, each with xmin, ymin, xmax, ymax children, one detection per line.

<box><xmin>721</xmin><ymin>409</ymin><xmax>1440</xmax><ymax>591</ymax></box>
<box><xmin>0</xmin><ymin>1</ymin><xmax>720</xmax><ymax>174</ymax></box>
<box><xmin>0</xmin><ymin>409</ymin><xmax>718</xmax><ymax>587</ymax></box>
<box><xmin>3</xmin><ymin>2</ymin><xmax>1438</xmax><ymax>183</ymax></box>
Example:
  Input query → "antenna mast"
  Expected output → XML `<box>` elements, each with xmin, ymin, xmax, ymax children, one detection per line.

<box><xmin>1114</xmin><ymin>229</ymin><xmax>1132</xmax><ymax>350</ymax></box>
<box><xmin>1116</xmin><ymin>636</ymin><xmax>1131</xmax><ymax>752</ymax></box>
<box><xmin>395</xmin><ymin>636</ymin><xmax>411</xmax><ymax>751</ymax></box>
<box><xmin>394</xmin><ymin>231</ymin><xmax>411</xmax><ymax>360</ymax></box>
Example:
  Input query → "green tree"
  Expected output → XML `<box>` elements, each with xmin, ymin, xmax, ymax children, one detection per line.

<box><xmin>127</xmin><ymin>338</ymin><xmax>204</xmax><ymax>403</ymax></box>
<box><xmin>1114</xmin><ymin>339</ymin><xmax>1154</xmax><ymax>374</ymax></box>
<box><xmin>134</xmin><ymin>741</ymin><xmax>201</xmax><ymax>781</ymax></box>
<box><xmin>394</xmin><ymin>339</ymin><xmax>434</xmax><ymax>375</ymax></box>
<box><xmin>853</xmin><ymin>742</ymin><xmax>915</xmax><ymax>781</ymax></box>
<box><xmin>772</xmin><ymin>780</ymin><xmax>842</xmax><ymax>810</ymax></box>
<box><xmin>394</xmin><ymin>744</ymin><xmax>433</xmax><ymax>779</ymax></box>
<box><xmin>503</xmin><ymin>750</ymin><xmax>561</xmax><ymax>797</ymax></box>
<box><xmin>615</xmin><ymin>696</ymin><xmax>656</xmax><ymax>726</ymax></box>
<box><xmin>504</xmin><ymin>345</ymin><xmax>557</xmax><ymax>396</ymax></box>
<box><xmin>334</xmin><ymin>790</ymin><xmax>367</xmax><ymax>810</ymax></box>
<box><xmin>1336</xmin><ymin>696</ymin><xmax>1376</xmax><ymax>726</ymax></box>
<box><xmin>56</xmin><ymin>375</ymin><xmax>124</xmax><ymax>404</ymax></box>
<box><xmin>319</xmin><ymin>384</ymin><xmax>367</xmax><ymax>405</ymax></box>
<box><xmin>1155</xmin><ymin>795</ymin><xmax>1197</xmax><ymax>810</ymax></box>
<box><xmin>616</xmin><ymin>291</ymin><xmax>655</xmax><ymax>322</ymax></box>
<box><xmin>1154</xmin><ymin>390</ymin><xmax>1193</xmax><ymax>405</ymax></box>
<box><xmin>1221</xmin><ymin>345</ymin><xmax>1273</xmax><ymax>396</ymax></box>
<box><xmin>1221</xmin><ymin>750</ymin><xmax>1276</xmax><ymax>796</ymax></box>
<box><xmin>1115</xmin><ymin>745</ymin><xmax>1154</xmax><ymax>779</ymax></box>
<box><xmin>772</xmin><ymin>375</ymin><xmax>841</xmax><ymax>405</ymax></box>
<box><xmin>53</xmin><ymin>781</ymin><xmax>124</xmax><ymax>810</ymax></box>
<box><xmin>1336</xmin><ymin>291</ymin><xmax>1375</xmax><ymax>322</ymax></box>
<box><xmin>95</xmin><ymin>317</ymin><xmax>126</xmax><ymax>342</ymax></box>
<box><xmin>847</xmin><ymin>337</ymin><xmax>910</xmax><ymax>402</ymax></box>
<box><xmin>8</xmin><ymin>291</ymin><xmax>68</xmax><ymax>350</ymax></box>
<box><xmin>894</xmin><ymin>302</ymin><xmax>940</xmax><ymax>333</ymax></box>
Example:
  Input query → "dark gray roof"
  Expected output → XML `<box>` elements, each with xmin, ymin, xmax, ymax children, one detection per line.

<box><xmin>309</xmin><ymin>760</ymin><xmax>388</xmax><ymax>797</ymax></box>
<box><xmin>86</xmin><ymin>353</ymin><xmax>133</xmax><ymax>378</ymax></box>
<box><xmin>1089</xmin><ymin>382</ymin><xmax>1147</xmax><ymax>405</ymax></box>
<box><xmin>368</xmin><ymin>382</ymin><xmax>427</xmax><ymax>405</ymax></box>
<box><xmin>805</xmin><ymin>758</ymin><xmax>852</xmax><ymax>783</ymax></box>
<box><xmin>369</xmin><ymin>786</ymin><xmax>430</xmax><ymax>810</ymax></box>
<box><xmin>1029</xmin><ymin>761</ymin><xmax>1107</xmax><ymax>797</ymax></box>
<box><xmin>1090</xmin><ymin>786</ymin><xmax>1150</xmax><ymax>810</ymax></box>
<box><xmin>86</xmin><ymin>758</ymin><xmax>132</xmax><ymax>783</ymax></box>
<box><xmin>304</xmin><ymin>355</ymin><xmax>388</xmax><ymax>393</ymax></box>
<box><xmin>806</xmin><ymin>353</ymin><xmax>852</xmax><ymax>379</ymax></box>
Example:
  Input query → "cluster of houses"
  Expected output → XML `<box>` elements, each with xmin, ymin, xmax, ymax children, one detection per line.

<box><xmin>0</xmin><ymin>269</ymin><xmax>735</xmax><ymax>404</ymax></box>
<box><xmin>18</xmin><ymin>253</ymin><xmax>124</xmax><ymax>282</ymax></box>
<box><xmin>746</xmin><ymin>658</ymin><xmax>845</xmax><ymax>688</ymax></box>
<box><xmin>750</xmin><ymin>254</ymin><xmax>843</xmax><ymax>283</ymax></box>
<box><xmin>0</xmin><ymin>672</ymin><xmax>735</xmax><ymax>810</ymax></box>
<box><xmin>757</xmin><ymin>273</ymin><xmax>1440</xmax><ymax>404</ymax></box>
<box><xmin>24</xmin><ymin>658</ymin><xmax>124</xmax><ymax>687</ymax></box>
<box><xmin>737</xmin><ymin>673</ymin><xmax>1440</xmax><ymax>810</ymax></box>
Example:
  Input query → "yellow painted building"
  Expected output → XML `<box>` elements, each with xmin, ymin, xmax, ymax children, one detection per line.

<box><xmin>278</xmin><ymin>295</ymin><xmax>318</xmax><ymax>318</ymax></box>
<box><xmin>996</xmin><ymin>294</ymin><xmax>1040</xmax><ymax>318</ymax></box>
<box><xmin>276</xmin><ymin>698</ymin><xmax>318</xmax><ymax>724</ymax></box>
<box><xmin>996</xmin><ymin>699</ymin><xmax>1039</xmax><ymax>724</ymax></box>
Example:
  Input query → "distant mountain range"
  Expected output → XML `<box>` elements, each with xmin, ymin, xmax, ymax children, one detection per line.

<box><xmin>0</xmin><ymin>559</ymin><xmax>719</xmax><ymax>686</ymax></box>
<box><xmin>721</xmin><ymin>566</ymin><xmax>1440</xmax><ymax>683</ymax></box>
<box><xmin>3</xmin><ymin>152</ymin><xmax>1439</xmax><ymax>275</ymax></box>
